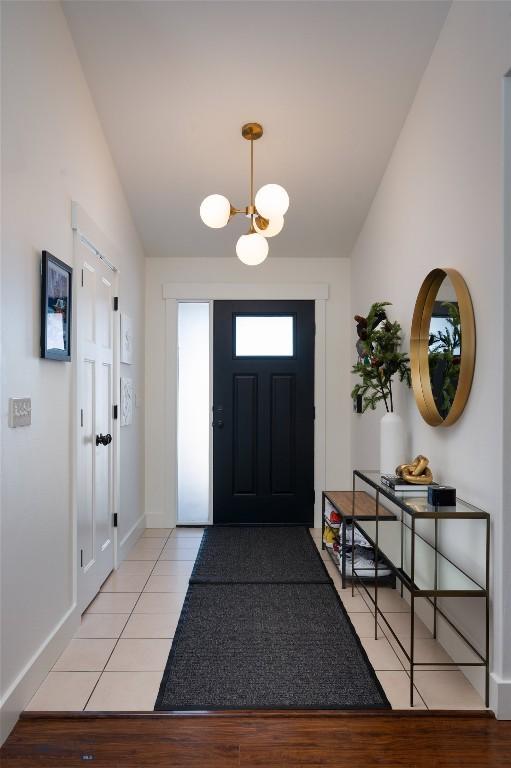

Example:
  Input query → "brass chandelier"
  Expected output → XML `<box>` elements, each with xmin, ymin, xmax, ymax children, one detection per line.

<box><xmin>199</xmin><ymin>122</ymin><xmax>289</xmax><ymax>265</ymax></box>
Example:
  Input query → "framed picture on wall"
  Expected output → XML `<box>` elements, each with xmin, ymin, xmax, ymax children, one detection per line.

<box><xmin>120</xmin><ymin>377</ymin><xmax>134</xmax><ymax>426</ymax></box>
<box><xmin>40</xmin><ymin>251</ymin><xmax>72</xmax><ymax>361</ymax></box>
<box><xmin>120</xmin><ymin>312</ymin><xmax>133</xmax><ymax>364</ymax></box>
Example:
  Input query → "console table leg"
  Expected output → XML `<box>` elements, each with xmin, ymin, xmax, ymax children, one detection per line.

<box><xmin>321</xmin><ymin>494</ymin><xmax>325</xmax><ymax>550</ymax></box>
<box><xmin>410</xmin><ymin>593</ymin><xmax>415</xmax><ymax>708</ymax></box>
<box><xmin>351</xmin><ymin>473</ymin><xmax>356</xmax><ymax>597</ymax></box>
<box><xmin>485</xmin><ymin>516</ymin><xmax>490</xmax><ymax>708</ymax></box>
<box><xmin>410</xmin><ymin>519</ymin><xmax>416</xmax><ymax>707</ymax></box>
<box><xmin>433</xmin><ymin>518</ymin><xmax>438</xmax><ymax>639</ymax></box>
<box><xmin>341</xmin><ymin>520</ymin><xmax>346</xmax><ymax>590</ymax></box>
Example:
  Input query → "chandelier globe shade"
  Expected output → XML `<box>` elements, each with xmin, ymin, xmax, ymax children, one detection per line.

<box><xmin>254</xmin><ymin>184</ymin><xmax>289</xmax><ymax>219</ymax></box>
<box><xmin>253</xmin><ymin>214</ymin><xmax>284</xmax><ymax>238</ymax></box>
<box><xmin>236</xmin><ymin>233</ymin><xmax>269</xmax><ymax>266</ymax></box>
<box><xmin>199</xmin><ymin>194</ymin><xmax>231</xmax><ymax>228</ymax></box>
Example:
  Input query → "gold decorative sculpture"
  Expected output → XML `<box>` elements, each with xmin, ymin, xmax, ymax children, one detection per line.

<box><xmin>396</xmin><ymin>455</ymin><xmax>433</xmax><ymax>485</ymax></box>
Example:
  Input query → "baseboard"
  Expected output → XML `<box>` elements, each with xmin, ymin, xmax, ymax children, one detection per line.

<box><xmin>490</xmin><ymin>673</ymin><xmax>511</xmax><ymax>719</ymax></box>
<box><xmin>118</xmin><ymin>513</ymin><xmax>145</xmax><ymax>561</ymax></box>
<box><xmin>145</xmin><ymin>512</ymin><xmax>174</xmax><ymax>529</ymax></box>
<box><xmin>0</xmin><ymin>602</ymin><xmax>79</xmax><ymax>745</ymax></box>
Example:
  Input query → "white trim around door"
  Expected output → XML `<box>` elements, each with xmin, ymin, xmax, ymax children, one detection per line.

<box><xmin>162</xmin><ymin>282</ymin><xmax>329</xmax><ymax>529</ymax></box>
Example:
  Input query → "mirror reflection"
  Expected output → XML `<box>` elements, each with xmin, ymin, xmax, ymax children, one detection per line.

<box><xmin>428</xmin><ymin>276</ymin><xmax>461</xmax><ymax>419</ymax></box>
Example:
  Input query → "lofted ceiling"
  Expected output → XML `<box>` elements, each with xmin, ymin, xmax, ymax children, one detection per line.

<box><xmin>63</xmin><ymin>0</ymin><xmax>450</xmax><ymax>259</ymax></box>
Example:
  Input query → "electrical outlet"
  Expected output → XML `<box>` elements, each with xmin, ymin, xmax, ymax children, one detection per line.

<box><xmin>9</xmin><ymin>397</ymin><xmax>32</xmax><ymax>427</ymax></box>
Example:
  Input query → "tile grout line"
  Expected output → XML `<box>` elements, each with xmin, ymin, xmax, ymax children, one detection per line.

<box><xmin>81</xmin><ymin>527</ymin><xmax>203</xmax><ymax>710</ymax></box>
<box><xmin>82</xmin><ymin>528</ymin><xmax>177</xmax><ymax>711</ymax></box>
<box><xmin>356</xmin><ymin>593</ymin><xmax>429</xmax><ymax>708</ymax></box>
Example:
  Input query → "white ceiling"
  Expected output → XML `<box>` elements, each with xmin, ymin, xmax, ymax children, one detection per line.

<box><xmin>63</xmin><ymin>0</ymin><xmax>450</xmax><ymax>259</ymax></box>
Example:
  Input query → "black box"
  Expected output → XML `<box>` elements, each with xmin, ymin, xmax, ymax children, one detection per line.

<box><xmin>428</xmin><ymin>485</ymin><xmax>457</xmax><ymax>506</ymax></box>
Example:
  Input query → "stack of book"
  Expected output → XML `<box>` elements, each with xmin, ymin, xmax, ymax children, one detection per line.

<box><xmin>381</xmin><ymin>474</ymin><xmax>438</xmax><ymax>495</ymax></box>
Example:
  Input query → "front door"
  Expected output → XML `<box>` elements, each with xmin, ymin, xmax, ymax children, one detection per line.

<box><xmin>213</xmin><ymin>300</ymin><xmax>315</xmax><ymax>525</ymax></box>
<box><xmin>76</xmin><ymin>241</ymin><xmax>115</xmax><ymax>612</ymax></box>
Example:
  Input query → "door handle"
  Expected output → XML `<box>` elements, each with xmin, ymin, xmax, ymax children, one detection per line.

<box><xmin>212</xmin><ymin>405</ymin><xmax>224</xmax><ymax>429</ymax></box>
<box><xmin>96</xmin><ymin>433</ymin><xmax>112</xmax><ymax>446</ymax></box>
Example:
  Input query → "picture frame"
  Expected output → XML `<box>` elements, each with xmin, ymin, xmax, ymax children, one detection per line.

<box><xmin>120</xmin><ymin>312</ymin><xmax>133</xmax><ymax>364</ymax></box>
<box><xmin>120</xmin><ymin>377</ymin><xmax>134</xmax><ymax>426</ymax></box>
<box><xmin>40</xmin><ymin>251</ymin><xmax>72</xmax><ymax>361</ymax></box>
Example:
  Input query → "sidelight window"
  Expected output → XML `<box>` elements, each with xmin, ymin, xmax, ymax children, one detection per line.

<box><xmin>177</xmin><ymin>302</ymin><xmax>210</xmax><ymax>523</ymax></box>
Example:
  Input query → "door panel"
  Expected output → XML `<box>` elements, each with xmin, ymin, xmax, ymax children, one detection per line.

<box><xmin>95</xmin><ymin>361</ymin><xmax>112</xmax><ymax>552</ymax></box>
<box><xmin>97</xmin><ymin>277</ymin><xmax>112</xmax><ymax>349</ymax></box>
<box><xmin>213</xmin><ymin>300</ymin><xmax>314</xmax><ymax>526</ymax></box>
<box><xmin>77</xmin><ymin>245</ymin><xmax>115</xmax><ymax>612</ymax></box>
<box><xmin>233</xmin><ymin>375</ymin><xmax>258</xmax><ymax>495</ymax></box>
<box><xmin>271</xmin><ymin>374</ymin><xmax>296</xmax><ymax>494</ymax></box>
<box><xmin>79</xmin><ymin>358</ymin><xmax>95</xmax><ymax>569</ymax></box>
<box><xmin>82</xmin><ymin>264</ymin><xmax>95</xmax><ymax>343</ymax></box>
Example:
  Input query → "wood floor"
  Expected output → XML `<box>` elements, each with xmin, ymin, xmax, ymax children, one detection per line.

<box><xmin>2</xmin><ymin>711</ymin><xmax>511</xmax><ymax>767</ymax></box>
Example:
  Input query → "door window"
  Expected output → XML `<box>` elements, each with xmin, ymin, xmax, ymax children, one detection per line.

<box><xmin>234</xmin><ymin>315</ymin><xmax>294</xmax><ymax>357</ymax></box>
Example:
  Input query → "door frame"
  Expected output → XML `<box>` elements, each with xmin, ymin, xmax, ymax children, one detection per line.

<box><xmin>71</xmin><ymin>203</ymin><xmax>121</xmax><ymax>611</ymax></box>
<box><xmin>164</xmin><ymin>282</ymin><xmax>329</xmax><ymax>528</ymax></box>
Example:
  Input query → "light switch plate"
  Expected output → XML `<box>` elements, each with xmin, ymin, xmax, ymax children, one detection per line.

<box><xmin>9</xmin><ymin>397</ymin><xmax>32</xmax><ymax>427</ymax></box>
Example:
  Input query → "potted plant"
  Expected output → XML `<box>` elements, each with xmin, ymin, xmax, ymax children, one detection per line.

<box><xmin>351</xmin><ymin>302</ymin><xmax>411</xmax><ymax>474</ymax></box>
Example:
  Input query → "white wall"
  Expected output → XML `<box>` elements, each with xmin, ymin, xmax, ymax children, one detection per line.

<box><xmin>145</xmin><ymin>257</ymin><xmax>352</xmax><ymax>528</ymax></box>
<box><xmin>1</xmin><ymin>1</ymin><xmax>145</xmax><ymax>740</ymax></box>
<box><xmin>350</xmin><ymin>1</ymin><xmax>511</xmax><ymax>716</ymax></box>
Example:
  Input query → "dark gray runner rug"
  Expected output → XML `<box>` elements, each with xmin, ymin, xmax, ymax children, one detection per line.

<box><xmin>190</xmin><ymin>526</ymin><xmax>330</xmax><ymax>583</ymax></box>
<box><xmin>155</xmin><ymin>527</ymin><xmax>390</xmax><ymax>710</ymax></box>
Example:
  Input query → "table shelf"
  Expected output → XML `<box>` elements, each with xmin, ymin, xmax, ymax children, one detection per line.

<box><xmin>321</xmin><ymin>491</ymin><xmax>396</xmax><ymax>588</ymax></box>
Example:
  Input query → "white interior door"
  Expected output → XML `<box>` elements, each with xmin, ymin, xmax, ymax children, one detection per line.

<box><xmin>77</xmin><ymin>245</ymin><xmax>115</xmax><ymax>612</ymax></box>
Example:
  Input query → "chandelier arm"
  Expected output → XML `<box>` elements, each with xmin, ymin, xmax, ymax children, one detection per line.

<box><xmin>248</xmin><ymin>142</ymin><xmax>255</xmax><ymax>235</ymax></box>
<box><xmin>229</xmin><ymin>204</ymin><xmax>244</xmax><ymax>218</ymax></box>
<box><xmin>250</xmin><ymin>138</ymin><xmax>255</xmax><ymax>227</ymax></box>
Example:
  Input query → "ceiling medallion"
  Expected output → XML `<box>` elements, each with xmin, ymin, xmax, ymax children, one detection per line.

<box><xmin>199</xmin><ymin>123</ymin><xmax>289</xmax><ymax>266</ymax></box>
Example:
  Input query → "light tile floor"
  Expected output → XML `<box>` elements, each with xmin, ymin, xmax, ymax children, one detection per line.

<box><xmin>26</xmin><ymin>526</ymin><xmax>486</xmax><ymax>712</ymax></box>
<box><xmin>26</xmin><ymin>527</ymin><xmax>197</xmax><ymax>711</ymax></box>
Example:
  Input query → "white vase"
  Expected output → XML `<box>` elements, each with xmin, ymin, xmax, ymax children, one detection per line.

<box><xmin>380</xmin><ymin>412</ymin><xmax>405</xmax><ymax>476</ymax></box>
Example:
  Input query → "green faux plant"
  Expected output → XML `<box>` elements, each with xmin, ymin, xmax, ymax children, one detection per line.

<box><xmin>351</xmin><ymin>302</ymin><xmax>411</xmax><ymax>413</ymax></box>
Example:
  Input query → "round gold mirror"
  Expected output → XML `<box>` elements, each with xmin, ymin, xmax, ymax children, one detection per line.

<box><xmin>410</xmin><ymin>268</ymin><xmax>475</xmax><ymax>427</ymax></box>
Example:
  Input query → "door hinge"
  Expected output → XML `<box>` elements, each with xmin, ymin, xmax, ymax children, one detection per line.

<box><xmin>113</xmin><ymin>296</ymin><xmax>119</xmax><ymax>311</ymax></box>
<box><xmin>113</xmin><ymin>513</ymin><xmax>118</xmax><ymax>528</ymax></box>
<box><xmin>313</xmin><ymin>490</ymin><xmax>316</xmax><ymax>504</ymax></box>
<box><xmin>80</xmin><ymin>408</ymin><xmax>84</xmax><ymax>427</ymax></box>
<box><xmin>113</xmin><ymin>404</ymin><xmax>118</xmax><ymax>420</ymax></box>
<box><xmin>80</xmin><ymin>549</ymin><xmax>83</xmax><ymax>568</ymax></box>
<box><xmin>81</xmin><ymin>269</ymin><xmax>84</xmax><ymax>287</ymax></box>
<box><xmin>313</xmin><ymin>405</ymin><xmax>316</xmax><ymax>420</ymax></box>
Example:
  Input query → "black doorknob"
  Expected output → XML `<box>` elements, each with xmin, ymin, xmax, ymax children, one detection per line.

<box><xmin>96</xmin><ymin>433</ymin><xmax>112</xmax><ymax>446</ymax></box>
